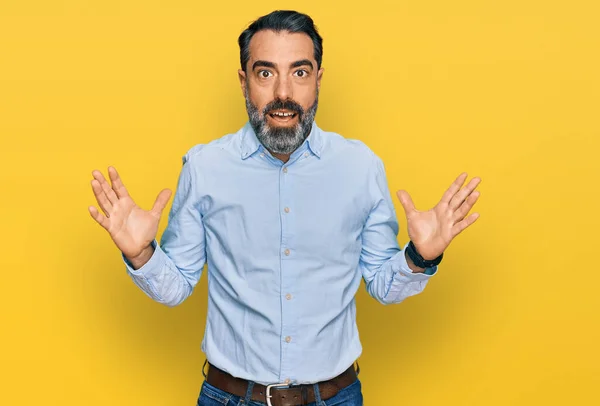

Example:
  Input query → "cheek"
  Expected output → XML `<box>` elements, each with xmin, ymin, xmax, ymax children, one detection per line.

<box><xmin>248</xmin><ymin>85</ymin><xmax>272</xmax><ymax>112</ymax></box>
<box><xmin>296</xmin><ymin>85</ymin><xmax>318</xmax><ymax>109</ymax></box>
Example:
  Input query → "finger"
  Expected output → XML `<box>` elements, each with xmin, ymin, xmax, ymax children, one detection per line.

<box><xmin>452</xmin><ymin>190</ymin><xmax>480</xmax><ymax>223</ymax></box>
<box><xmin>88</xmin><ymin>205</ymin><xmax>109</xmax><ymax>230</ymax></box>
<box><xmin>91</xmin><ymin>179</ymin><xmax>112</xmax><ymax>216</ymax></box>
<box><xmin>150</xmin><ymin>189</ymin><xmax>172</xmax><ymax>216</ymax></box>
<box><xmin>451</xmin><ymin>212</ymin><xmax>480</xmax><ymax>238</ymax></box>
<box><xmin>108</xmin><ymin>166</ymin><xmax>130</xmax><ymax>199</ymax></box>
<box><xmin>396</xmin><ymin>190</ymin><xmax>416</xmax><ymax>214</ymax></box>
<box><xmin>92</xmin><ymin>169</ymin><xmax>119</xmax><ymax>205</ymax></box>
<box><xmin>439</xmin><ymin>173</ymin><xmax>468</xmax><ymax>205</ymax></box>
<box><xmin>449</xmin><ymin>176</ymin><xmax>481</xmax><ymax>211</ymax></box>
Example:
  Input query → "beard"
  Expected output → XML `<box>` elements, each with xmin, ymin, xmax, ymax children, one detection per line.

<box><xmin>245</xmin><ymin>85</ymin><xmax>319</xmax><ymax>155</ymax></box>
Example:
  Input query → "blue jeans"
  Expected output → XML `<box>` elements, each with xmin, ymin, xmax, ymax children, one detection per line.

<box><xmin>196</xmin><ymin>378</ymin><xmax>364</xmax><ymax>406</ymax></box>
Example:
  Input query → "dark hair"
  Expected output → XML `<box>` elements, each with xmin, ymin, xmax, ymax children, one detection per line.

<box><xmin>238</xmin><ymin>10</ymin><xmax>323</xmax><ymax>72</ymax></box>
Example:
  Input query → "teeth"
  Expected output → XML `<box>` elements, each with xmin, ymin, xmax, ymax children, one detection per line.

<box><xmin>272</xmin><ymin>112</ymin><xmax>293</xmax><ymax>117</ymax></box>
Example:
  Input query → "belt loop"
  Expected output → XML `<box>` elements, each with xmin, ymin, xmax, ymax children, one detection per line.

<box><xmin>202</xmin><ymin>359</ymin><xmax>208</xmax><ymax>378</ymax></box>
<box><xmin>301</xmin><ymin>386</ymin><xmax>308</xmax><ymax>405</ymax></box>
<box><xmin>312</xmin><ymin>383</ymin><xmax>322</xmax><ymax>405</ymax></box>
<box><xmin>243</xmin><ymin>380</ymin><xmax>255</xmax><ymax>404</ymax></box>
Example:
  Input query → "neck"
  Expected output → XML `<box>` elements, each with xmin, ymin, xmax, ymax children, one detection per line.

<box><xmin>271</xmin><ymin>151</ymin><xmax>291</xmax><ymax>163</ymax></box>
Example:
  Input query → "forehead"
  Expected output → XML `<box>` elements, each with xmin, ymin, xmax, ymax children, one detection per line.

<box><xmin>247</xmin><ymin>30</ymin><xmax>315</xmax><ymax>68</ymax></box>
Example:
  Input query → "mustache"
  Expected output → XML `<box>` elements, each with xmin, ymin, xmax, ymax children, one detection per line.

<box><xmin>262</xmin><ymin>99</ymin><xmax>304</xmax><ymax>116</ymax></box>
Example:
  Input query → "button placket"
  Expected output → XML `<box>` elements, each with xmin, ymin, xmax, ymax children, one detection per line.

<box><xmin>280</xmin><ymin>164</ymin><xmax>293</xmax><ymax>263</ymax></box>
<box><xmin>279</xmin><ymin>159</ymin><xmax>296</xmax><ymax>382</ymax></box>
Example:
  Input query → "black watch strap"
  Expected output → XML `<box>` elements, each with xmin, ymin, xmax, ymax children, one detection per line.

<box><xmin>405</xmin><ymin>240</ymin><xmax>443</xmax><ymax>268</ymax></box>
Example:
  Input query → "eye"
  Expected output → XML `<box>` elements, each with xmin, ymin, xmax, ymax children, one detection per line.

<box><xmin>258</xmin><ymin>70</ymin><xmax>272</xmax><ymax>78</ymax></box>
<box><xmin>294</xmin><ymin>69</ymin><xmax>309</xmax><ymax>77</ymax></box>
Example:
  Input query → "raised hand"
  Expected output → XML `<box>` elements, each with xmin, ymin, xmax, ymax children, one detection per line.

<box><xmin>396</xmin><ymin>173</ymin><xmax>481</xmax><ymax>260</ymax></box>
<box><xmin>88</xmin><ymin>166</ymin><xmax>172</xmax><ymax>262</ymax></box>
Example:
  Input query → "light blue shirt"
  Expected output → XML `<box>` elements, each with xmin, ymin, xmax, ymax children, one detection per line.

<box><xmin>123</xmin><ymin>121</ymin><xmax>437</xmax><ymax>385</ymax></box>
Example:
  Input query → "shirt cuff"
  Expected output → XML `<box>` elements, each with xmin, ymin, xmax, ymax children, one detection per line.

<box><xmin>395</xmin><ymin>242</ymin><xmax>438</xmax><ymax>280</ymax></box>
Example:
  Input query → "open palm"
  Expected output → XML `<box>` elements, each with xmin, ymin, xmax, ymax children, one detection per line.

<box><xmin>396</xmin><ymin>173</ymin><xmax>481</xmax><ymax>260</ymax></box>
<box><xmin>88</xmin><ymin>166</ymin><xmax>172</xmax><ymax>260</ymax></box>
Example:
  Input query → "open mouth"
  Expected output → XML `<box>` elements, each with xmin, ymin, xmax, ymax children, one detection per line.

<box><xmin>268</xmin><ymin>110</ymin><xmax>298</xmax><ymax>123</ymax></box>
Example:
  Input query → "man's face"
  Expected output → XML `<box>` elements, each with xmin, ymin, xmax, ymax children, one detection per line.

<box><xmin>238</xmin><ymin>29</ymin><xmax>324</xmax><ymax>155</ymax></box>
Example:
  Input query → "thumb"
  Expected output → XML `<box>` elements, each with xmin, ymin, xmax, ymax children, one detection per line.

<box><xmin>396</xmin><ymin>190</ymin><xmax>416</xmax><ymax>214</ymax></box>
<box><xmin>151</xmin><ymin>188</ymin><xmax>172</xmax><ymax>216</ymax></box>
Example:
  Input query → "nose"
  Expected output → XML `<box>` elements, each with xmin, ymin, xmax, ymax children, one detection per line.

<box><xmin>274</xmin><ymin>75</ymin><xmax>293</xmax><ymax>101</ymax></box>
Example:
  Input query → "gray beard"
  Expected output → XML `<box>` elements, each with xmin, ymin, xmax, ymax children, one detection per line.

<box><xmin>245</xmin><ymin>88</ymin><xmax>319</xmax><ymax>155</ymax></box>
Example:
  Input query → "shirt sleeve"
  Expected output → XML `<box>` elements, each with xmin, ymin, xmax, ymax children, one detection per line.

<box><xmin>122</xmin><ymin>150</ymin><xmax>206</xmax><ymax>307</ymax></box>
<box><xmin>359</xmin><ymin>154</ymin><xmax>438</xmax><ymax>305</ymax></box>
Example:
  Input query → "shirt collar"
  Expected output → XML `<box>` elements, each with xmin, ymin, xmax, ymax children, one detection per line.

<box><xmin>305</xmin><ymin>121</ymin><xmax>323</xmax><ymax>158</ymax></box>
<box><xmin>240</xmin><ymin>122</ymin><xmax>261</xmax><ymax>159</ymax></box>
<box><xmin>240</xmin><ymin>121</ymin><xmax>323</xmax><ymax>160</ymax></box>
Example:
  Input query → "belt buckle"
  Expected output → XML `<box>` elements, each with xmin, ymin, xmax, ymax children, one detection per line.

<box><xmin>265</xmin><ymin>382</ymin><xmax>291</xmax><ymax>406</ymax></box>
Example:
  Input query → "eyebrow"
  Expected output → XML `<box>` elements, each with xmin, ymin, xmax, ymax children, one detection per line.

<box><xmin>252</xmin><ymin>60</ymin><xmax>276</xmax><ymax>70</ymax></box>
<box><xmin>252</xmin><ymin>59</ymin><xmax>314</xmax><ymax>71</ymax></box>
<box><xmin>290</xmin><ymin>59</ymin><xmax>314</xmax><ymax>70</ymax></box>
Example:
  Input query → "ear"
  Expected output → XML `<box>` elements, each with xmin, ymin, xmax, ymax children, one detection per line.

<box><xmin>316</xmin><ymin>66</ymin><xmax>324</xmax><ymax>90</ymax></box>
<box><xmin>238</xmin><ymin>69</ymin><xmax>247</xmax><ymax>97</ymax></box>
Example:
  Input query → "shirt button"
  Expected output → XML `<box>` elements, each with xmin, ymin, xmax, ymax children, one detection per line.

<box><xmin>260</xmin><ymin>153</ymin><xmax>265</xmax><ymax>158</ymax></box>
<box><xmin>282</xmin><ymin>167</ymin><xmax>288</xmax><ymax>173</ymax></box>
<box><xmin>285</xmin><ymin>336</ymin><xmax>292</xmax><ymax>343</ymax></box>
<box><xmin>284</xmin><ymin>207</ymin><xmax>290</xmax><ymax>213</ymax></box>
<box><xmin>284</xmin><ymin>249</ymin><xmax>290</xmax><ymax>256</ymax></box>
<box><xmin>304</xmin><ymin>152</ymin><xmax>309</xmax><ymax>157</ymax></box>
<box><xmin>285</xmin><ymin>293</ymin><xmax>292</xmax><ymax>300</ymax></box>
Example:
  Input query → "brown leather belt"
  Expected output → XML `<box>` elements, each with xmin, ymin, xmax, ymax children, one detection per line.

<box><xmin>205</xmin><ymin>362</ymin><xmax>358</xmax><ymax>406</ymax></box>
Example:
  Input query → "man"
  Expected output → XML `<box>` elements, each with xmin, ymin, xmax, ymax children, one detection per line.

<box><xmin>88</xmin><ymin>10</ymin><xmax>481</xmax><ymax>406</ymax></box>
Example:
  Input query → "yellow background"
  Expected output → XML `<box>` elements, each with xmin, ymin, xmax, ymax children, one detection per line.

<box><xmin>1</xmin><ymin>1</ymin><xmax>599</xmax><ymax>404</ymax></box>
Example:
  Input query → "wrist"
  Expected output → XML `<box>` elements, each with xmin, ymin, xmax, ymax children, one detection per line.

<box><xmin>405</xmin><ymin>240</ymin><xmax>443</xmax><ymax>269</ymax></box>
<box><xmin>126</xmin><ymin>245</ymin><xmax>155</xmax><ymax>270</ymax></box>
<box><xmin>405</xmin><ymin>250</ymin><xmax>426</xmax><ymax>273</ymax></box>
